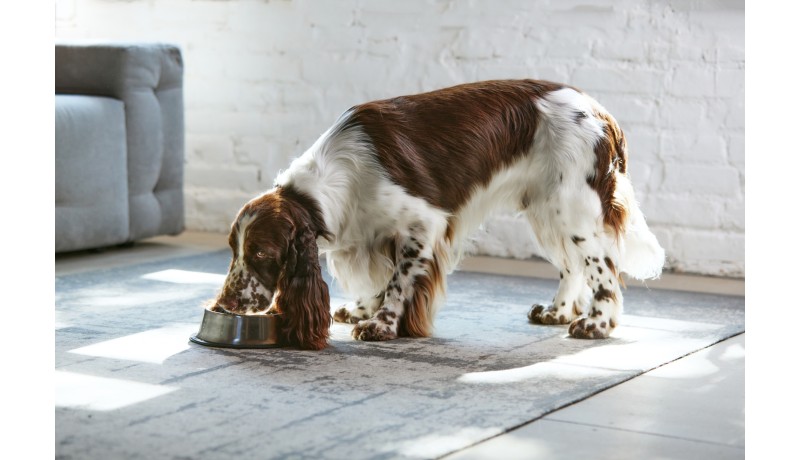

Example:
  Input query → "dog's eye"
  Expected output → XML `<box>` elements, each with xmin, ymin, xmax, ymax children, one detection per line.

<box><xmin>255</xmin><ymin>250</ymin><xmax>268</xmax><ymax>259</ymax></box>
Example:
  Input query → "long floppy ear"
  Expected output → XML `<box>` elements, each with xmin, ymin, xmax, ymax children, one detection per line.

<box><xmin>274</xmin><ymin>226</ymin><xmax>331</xmax><ymax>350</ymax></box>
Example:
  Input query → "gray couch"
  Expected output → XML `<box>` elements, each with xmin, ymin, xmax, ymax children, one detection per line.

<box><xmin>55</xmin><ymin>43</ymin><xmax>185</xmax><ymax>253</ymax></box>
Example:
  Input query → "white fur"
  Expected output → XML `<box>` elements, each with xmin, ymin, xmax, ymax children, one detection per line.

<box><xmin>276</xmin><ymin>113</ymin><xmax>450</xmax><ymax>303</ymax></box>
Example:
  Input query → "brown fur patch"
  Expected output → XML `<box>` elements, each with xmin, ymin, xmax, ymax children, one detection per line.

<box><xmin>594</xmin><ymin>285</ymin><xmax>617</xmax><ymax>303</ymax></box>
<box><xmin>572</xmin><ymin>301</ymin><xmax>582</xmax><ymax>317</ymax></box>
<box><xmin>397</xmin><ymin>243</ymin><xmax>448</xmax><ymax>337</ymax></box>
<box><xmin>274</xmin><ymin>227</ymin><xmax>331</xmax><ymax>350</ymax></box>
<box><xmin>343</xmin><ymin>80</ymin><xmax>563</xmax><ymax>212</ymax></box>
<box><xmin>603</xmin><ymin>256</ymin><xmax>626</xmax><ymax>288</ymax></box>
<box><xmin>604</xmin><ymin>256</ymin><xmax>617</xmax><ymax>275</ymax></box>
<box><xmin>589</xmin><ymin>111</ymin><xmax>629</xmax><ymax>238</ymax></box>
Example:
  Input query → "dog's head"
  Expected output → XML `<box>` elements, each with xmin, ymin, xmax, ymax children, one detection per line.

<box><xmin>212</xmin><ymin>186</ymin><xmax>332</xmax><ymax>350</ymax></box>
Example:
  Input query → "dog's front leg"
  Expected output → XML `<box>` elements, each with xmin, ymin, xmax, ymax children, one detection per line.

<box><xmin>333</xmin><ymin>293</ymin><xmax>384</xmax><ymax>324</ymax></box>
<box><xmin>352</xmin><ymin>230</ymin><xmax>432</xmax><ymax>341</ymax></box>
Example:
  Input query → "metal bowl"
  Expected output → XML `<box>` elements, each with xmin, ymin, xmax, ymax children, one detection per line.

<box><xmin>190</xmin><ymin>309</ymin><xmax>284</xmax><ymax>349</ymax></box>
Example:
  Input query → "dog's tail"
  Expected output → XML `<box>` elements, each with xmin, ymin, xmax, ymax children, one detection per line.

<box><xmin>589</xmin><ymin>104</ymin><xmax>665</xmax><ymax>281</ymax></box>
<box><xmin>615</xmin><ymin>176</ymin><xmax>666</xmax><ymax>280</ymax></box>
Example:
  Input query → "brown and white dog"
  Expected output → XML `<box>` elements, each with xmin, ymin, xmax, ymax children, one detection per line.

<box><xmin>210</xmin><ymin>80</ymin><xmax>665</xmax><ymax>350</ymax></box>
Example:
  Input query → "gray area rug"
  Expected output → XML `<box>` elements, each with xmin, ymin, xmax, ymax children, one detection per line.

<box><xmin>55</xmin><ymin>250</ymin><xmax>744</xmax><ymax>459</ymax></box>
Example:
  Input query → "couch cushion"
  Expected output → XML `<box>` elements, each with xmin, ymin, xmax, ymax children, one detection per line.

<box><xmin>55</xmin><ymin>44</ymin><xmax>185</xmax><ymax>242</ymax></box>
<box><xmin>55</xmin><ymin>94</ymin><xmax>129</xmax><ymax>252</ymax></box>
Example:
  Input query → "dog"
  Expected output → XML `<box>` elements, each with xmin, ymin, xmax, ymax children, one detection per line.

<box><xmin>209</xmin><ymin>79</ymin><xmax>665</xmax><ymax>350</ymax></box>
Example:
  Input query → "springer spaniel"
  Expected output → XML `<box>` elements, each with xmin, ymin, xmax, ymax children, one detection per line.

<box><xmin>210</xmin><ymin>80</ymin><xmax>665</xmax><ymax>350</ymax></box>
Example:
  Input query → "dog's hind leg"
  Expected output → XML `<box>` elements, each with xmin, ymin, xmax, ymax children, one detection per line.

<box><xmin>522</xmin><ymin>87</ymin><xmax>636</xmax><ymax>339</ymax></box>
<box><xmin>525</xmin><ymin>203</ymin><xmax>592</xmax><ymax>327</ymax></box>
<box><xmin>570</xmin><ymin>247</ymin><xmax>624</xmax><ymax>339</ymax></box>
<box><xmin>528</xmin><ymin>264</ymin><xmax>588</xmax><ymax>326</ymax></box>
<box><xmin>525</xmin><ymin>194</ymin><xmax>624</xmax><ymax>339</ymax></box>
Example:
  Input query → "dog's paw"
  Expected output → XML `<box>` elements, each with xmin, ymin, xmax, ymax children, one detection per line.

<box><xmin>333</xmin><ymin>304</ymin><xmax>368</xmax><ymax>324</ymax></box>
<box><xmin>568</xmin><ymin>317</ymin><xmax>614</xmax><ymax>339</ymax></box>
<box><xmin>352</xmin><ymin>319</ymin><xmax>397</xmax><ymax>341</ymax></box>
<box><xmin>528</xmin><ymin>304</ymin><xmax>571</xmax><ymax>325</ymax></box>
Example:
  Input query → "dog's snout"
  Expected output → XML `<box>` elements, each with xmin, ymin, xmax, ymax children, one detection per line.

<box><xmin>217</xmin><ymin>296</ymin><xmax>238</xmax><ymax>311</ymax></box>
<box><xmin>213</xmin><ymin>266</ymin><xmax>276</xmax><ymax>315</ymax></box>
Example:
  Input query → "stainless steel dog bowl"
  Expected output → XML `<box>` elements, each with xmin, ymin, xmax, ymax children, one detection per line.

<box><xmin>190</xmin><ymin>309</ymin><xmax>284</xmax><ymax>348</ymax></box>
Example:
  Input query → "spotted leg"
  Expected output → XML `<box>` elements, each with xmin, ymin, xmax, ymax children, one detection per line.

<box><xmin>524</xmin><ymin>194</ymin><xmax>623</xmax><ymax>339</ymax></box>
<box><xmin>568</xmin><ymin>254</ymin><xmax>622</xmax><ymax>339</ymax></box>
<box><xmin>528</xmin><ymin>265</ymin><xmax>587</xmax><ymax>325</ymax></box>
<box><xmin>333</xmin><ymin>293</ymin><xmax>384</xmax><ymax>324</ymax></box>
<box><xmin>353</xmin><ymin>224</ymin><xmax>439</xmax><ymax>341</ymax></box>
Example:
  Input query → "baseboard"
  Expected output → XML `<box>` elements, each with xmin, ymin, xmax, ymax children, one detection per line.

<box><xmin>457</xmin><ymin>255</ymin><xmax>745</xmax><ymax>297</ymax></box>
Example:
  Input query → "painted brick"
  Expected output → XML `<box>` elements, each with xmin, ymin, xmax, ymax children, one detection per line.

<box><xmin>670</xmin><ymin>229</ymin><xmax>744</xmax><ymax>276</ymax></box>
<box><xmin>721</xmin><ymin>200</ymin><xmax>745</xmax><ymax>232</ymax></box>
<box><xmin>716</xmin><ymin>68</ymin><xmax>745</xmax><ymax>98</ymax></box>
<box><xmin>659</xmin><ymin>131</ymin><xmax>727</xmax><ymax>164</ymax></box>
<box><xmin>185</xmin><ymin>166</ymin><xmax>261</xmax><ymax>192</ymax></box>
<box><xmin>717</xmin><ymin>42</ymin><xmax>745</xmax><ymax>63</ymax></box>
<box><xmin>184</xmin><ymin>188</ymin><xmax>257</xmax><ymax>232</ymax></box>
<box><xmin>663</xmin><ymin>43</ymin><xmax>705</xmax><ymax>62</ymax></box>
<box><xmin>724</xmin><ymin>99</ymin><xmax>745</xmax><ymax>130</ymax></box>
<box><xmin>668</xmin><ymin>65</ymin><xmax>716</xmax><ymax>98</ymax></box>
<box><xmin>642</xmin><ymin>196</ymin><xmax>722</xmax><ymax>229</ymax></box>
<box><xmin>727</xmin><ymin>133</ymin><xmax>744</xmax><ymax>168</ymax></box>
<box><xmin>592</xmin><ymin>40</ymin><xmax>648</xmax><ymax>62</ymax></box>
<box><xmin>469</xmin><ymin>213</ymin><xmax>542</xmax><ymax>260</ymax></box>
<box><xmin>450</xmin><ymin>28</ymin><xmax>500</xmax><ymax>60</ymax></box>
<box><xmin>626</xmin><ymin>161</ymin><xmax>659</xmax><ymax>194</ymax></box>
<box><xmin>572</xmin><ymin>67</ymin><xmax>664</xmax><ymax>94</ymax></box>
<box><xmin>633</xmin><ymin>123</ymin><xmax>667</xmax><ymax>179</ymax></box>
<box><xmin>661</xmin><ymin>164</ymin><xmax>741</xmax><ymax>196</ymax></box>
<box><xmin>541</xmin><ymin>36</ymin><xmax>595</xmax><ymax>59</ymax></box>
<box><xmin>659</xmin><ymin>99</ymin><xmax>707</xmax><ymax>129</ymax></box>
<box><xmin>597</xmin><ymin>95</ymin><xmax>658</xmax><ymax>126</ymax></box>
<box><xmin>544</xmin><ymin>5</ymin><xmax>628</xmax><ymax>30</ymax></box>
<box><xmin>624</xmin><ymin>129</ymin><xmax>660</xmax><ymax>161</ymax></box>
<box><xmin>57</xmin><ymin>0</ymin><xmax>744</xmax><ymax>277</ymax></box>
<box><xmin>185</xmin><ymin>133</ymin><xmax>235</xmax><ymax>166</ymax></box>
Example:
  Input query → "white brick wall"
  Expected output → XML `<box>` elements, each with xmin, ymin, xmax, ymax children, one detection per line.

<box><xmin>56</xmin><ymin>0</ymin><xmax>745</xmax><ymax>277</ymax></box>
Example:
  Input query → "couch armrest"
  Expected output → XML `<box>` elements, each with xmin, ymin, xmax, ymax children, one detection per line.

<box><xmin>55</xmin><ymin>43</ymin><xmax>183</xmax><ymax>100</ymax></box>
<box><xmin>55</xmin><ymin>43</ymin><xmax>185</xmax><ymax>240</ymax></box>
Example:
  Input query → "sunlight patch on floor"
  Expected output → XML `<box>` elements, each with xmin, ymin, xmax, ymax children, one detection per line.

<box><xmin>621</xmin><ymin>314</ymin><xmax>722</xmax><ymax>333</ymax></box>
<box><xmin>647</xmin><ymin>337</ymin><xmax>744</xmax><ymax>380</ymax></box>
<box><xmin>552</xmin><ymin>326</ymin><xmax>710</xmax><ymax>371</ymax></box>
<box><xmin>391</xmin><ymin>426</ymin><xmax>503</xmax><ymax>458</ymax></box>
<box><xmin>458</xmin><ymin>361</ymin><xmax>621</xmax><ymax>384</ymax></box>
<box><xmin>719</xmin><ymin>341</ymin><xmax>745</xmax><ymax>361</ymax></box>
<box><xmin>457</xmin><ymin>315</ymin><xmax>725</xmax><ymax>385</ymax></box>
<box><xmin>55</xmin><ymin>371</ymin><xmax>177</xmax><ymax>411</ymax></box>
<box><xmin>77</xmin><ymin>287</ymin><xmax>196</xmax><ymax>308</ymax></box>
<box><xmin>141</xmin><ymin>269</ymin><xmax>226</xmax><ymax>284</ymax></box>
<box><xmin>69</xmin><ymin>324</ymin><xmax>198</xmax><ymax>364</ymax></box>
<box><xmin>441</xmin><ymin>430</ymin><xmax>556</xmax><ymax>460</ymax></box>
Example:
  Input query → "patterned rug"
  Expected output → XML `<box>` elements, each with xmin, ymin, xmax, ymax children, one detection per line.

<box><xmin>55</xmin><ymin>250</ymin><xmax>744</xmax><ymax>459</ymax></box>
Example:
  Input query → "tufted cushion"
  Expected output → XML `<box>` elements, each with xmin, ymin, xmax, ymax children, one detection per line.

<box><xmin>55</xmin><ymin>95</ymin><xmax>129</xmax><ymax>252</ymax></box>
<box><xmin>56</xmin><ymin>43</ymin><xmax>185</xmax><ymax>244</ymax></box>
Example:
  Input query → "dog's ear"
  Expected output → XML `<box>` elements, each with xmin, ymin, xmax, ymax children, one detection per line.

<box><xmin>274</xmin><ymin>225</ymin><xmax>331</xmax><ymax>350</ymax></box>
